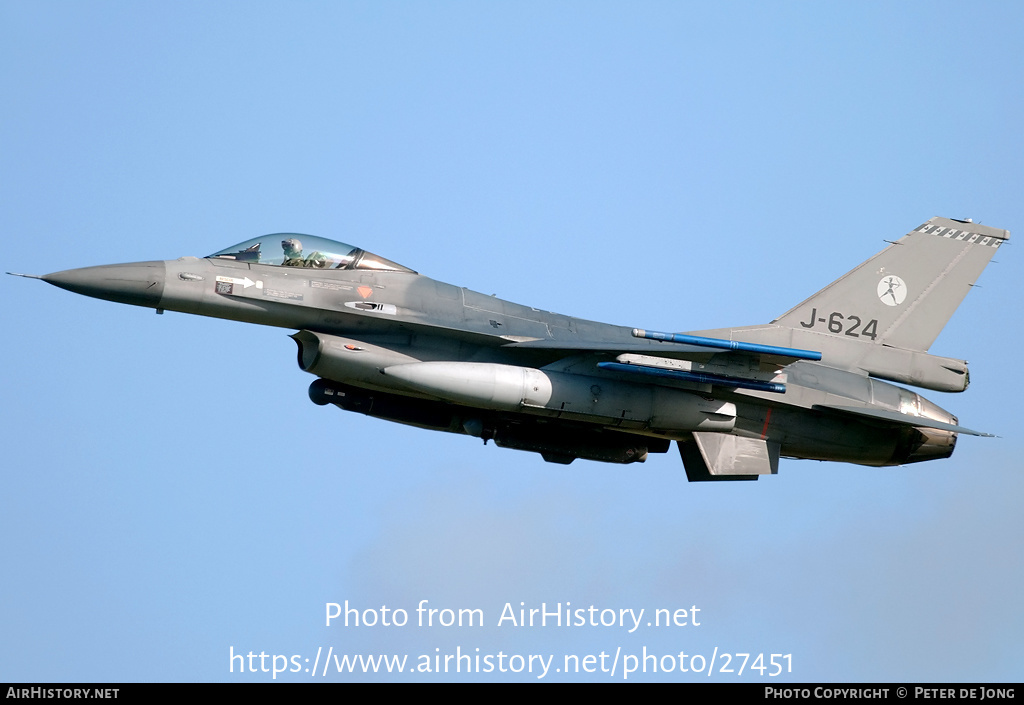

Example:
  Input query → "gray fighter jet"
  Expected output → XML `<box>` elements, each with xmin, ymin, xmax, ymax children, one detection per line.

<box><xmin>12</xmin><ymin>217</ymin><xmax>1007</xmax><ymax>481</ymax></box>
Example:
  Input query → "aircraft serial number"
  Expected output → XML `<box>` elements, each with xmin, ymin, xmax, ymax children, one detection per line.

<box><xmin>798</xmin><ymin>307</ymin><xmax>878</xmax><ymax>340</ymax></box>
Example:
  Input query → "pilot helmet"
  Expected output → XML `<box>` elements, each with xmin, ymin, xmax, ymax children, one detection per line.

<box><xmin>281</xmin><ymin>238</ymin><xmax>303</xmax><ymax>256</ymax></box>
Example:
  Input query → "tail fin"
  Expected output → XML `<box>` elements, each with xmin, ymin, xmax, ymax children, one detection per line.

<box><xmin>772</xmin><ymin>217</ymin><xmax>1008</xmax><ymax>352</ymax></box>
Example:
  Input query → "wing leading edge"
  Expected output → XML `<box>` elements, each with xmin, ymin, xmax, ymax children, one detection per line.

<box><xmin>507</xmin><ymin>327</ymin><xmax>822</xmax><ymax>394</ymax></box>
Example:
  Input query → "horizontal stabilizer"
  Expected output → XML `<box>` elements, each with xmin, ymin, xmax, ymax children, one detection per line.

<box><xmin>815</xmin><ymin>404</ymin><xmax>993</xmax><ymax>437</ymax></box>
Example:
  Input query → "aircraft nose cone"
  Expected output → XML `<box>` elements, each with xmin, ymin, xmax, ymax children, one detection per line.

<box><xmin>43</xmin><ymin>261</ymin><xmax>166</xmax><ymax>309</ymax></box>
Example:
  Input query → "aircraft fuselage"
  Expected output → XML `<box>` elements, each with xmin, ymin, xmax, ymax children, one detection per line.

<box><xmin>41</xmin><ymin>249</ymin><xmax>963</xmax><ymax>473</ymax></box>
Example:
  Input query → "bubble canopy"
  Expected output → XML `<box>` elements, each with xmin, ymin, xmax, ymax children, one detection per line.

<box><xmin>207</xmin><ymin>234</ymin><xmax>416</xmax><ymax>273</ymax></box>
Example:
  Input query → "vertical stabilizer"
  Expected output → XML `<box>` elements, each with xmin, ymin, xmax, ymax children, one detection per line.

<box><xmin>772</xmin><ymin>218</ymin><xmax>1008</xmax><ymax>351</ymax></box>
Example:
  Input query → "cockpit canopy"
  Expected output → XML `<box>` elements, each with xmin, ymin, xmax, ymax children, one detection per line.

<box><xmin>207</xmin><ymin>234</ymin><xmax>416</xmax><ymax>273</ymax></box>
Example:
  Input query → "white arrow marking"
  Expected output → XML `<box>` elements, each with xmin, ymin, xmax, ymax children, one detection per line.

<box><xmin>215</xmin><ymin>276</ymin><xmax>262</xmax><ymax>289</ymax></box>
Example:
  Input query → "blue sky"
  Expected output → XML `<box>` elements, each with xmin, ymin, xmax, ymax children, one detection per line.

<box><xmin>2</xmin><ymin>1</ymin><xmax>1022</xmax><ymax>682</ymax></box>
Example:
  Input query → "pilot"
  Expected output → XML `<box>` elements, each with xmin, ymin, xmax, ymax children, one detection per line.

<box><xmin>281</xmin><ymin>238</ymin><xmax>305</xmax><ymax>266</ymax></box>
<box><xmin>281</xmin><ymin>237</ymin><xmax>328</xmax><ymax>268</ymax></box>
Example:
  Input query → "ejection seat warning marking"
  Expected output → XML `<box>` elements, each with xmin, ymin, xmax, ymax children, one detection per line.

<box><xmin>312</xmin><ymin>280</ymin><xmax>354</xmax><ymax>292</ymax></box>
<box><xmin>264</xmin><ymin>288</ymin><xmax>304</xmax><ymax>301</ymax></box>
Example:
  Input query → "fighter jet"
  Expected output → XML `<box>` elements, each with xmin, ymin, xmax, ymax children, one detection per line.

<box><xmin>12</xmin><ymin>217</ymin><xmax>1007</xmax><ymax>481</ymax></box>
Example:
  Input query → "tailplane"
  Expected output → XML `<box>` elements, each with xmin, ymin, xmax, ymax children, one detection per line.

<box><xmin>773</xmin><ymin>217</ymin><xmax>1008</xmax><ymax>352</ymax></box>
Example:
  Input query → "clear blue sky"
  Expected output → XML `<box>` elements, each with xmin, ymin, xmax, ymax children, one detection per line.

<box><xmin>2</xmin><ymin>1</ymin><xmax>1022</xmax><ymax>682</ymax></box>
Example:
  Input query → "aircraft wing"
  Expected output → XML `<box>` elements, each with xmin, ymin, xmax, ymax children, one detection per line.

<box><xmin>504</xmin><ymin>328</ymin><xmax>822</xmax><ymax>394</ymax></box>
<box><xmin>504</xmin><ymin>328</ymin><xmax>821</xmax><ymax>362</ymax></box>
